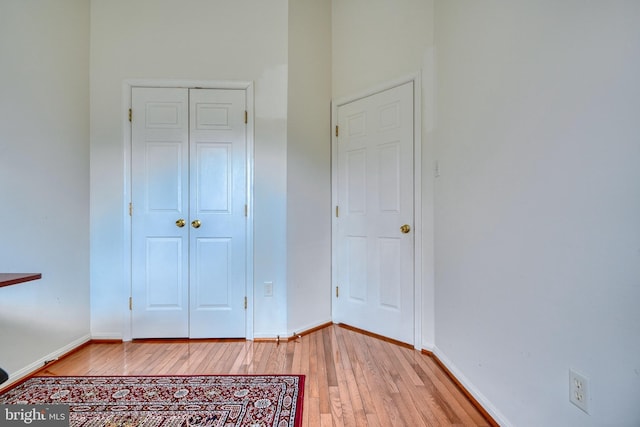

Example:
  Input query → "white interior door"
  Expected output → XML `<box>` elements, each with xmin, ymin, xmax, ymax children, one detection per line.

<box><xmin>188</xmin><ymin>89</ymin><xmax>246</xmax><ymax>338</ymax></box>
<box><xmin>334</xmin><ymin>82</ymin><xmax>415</xmax><ymax>344</ymax></box>
<box><xmin>131</xmin><ymin>87</ymin><xmax>247</xmax><ymax>339</ymax></box>
<box><xmin>131</xmin><ymin>87</ymin><xmax>190</xmax><ymax>338</ymax></box>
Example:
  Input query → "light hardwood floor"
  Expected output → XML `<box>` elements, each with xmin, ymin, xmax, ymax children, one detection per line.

<box><xmin>35</xmin><ymin>324</ymin><xmax>492</xmax><ymax>427</ymax></box>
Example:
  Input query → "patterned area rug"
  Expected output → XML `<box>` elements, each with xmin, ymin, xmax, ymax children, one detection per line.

<box><xmin>0</xmin><ymin>375</ymin><xmax>304</xmax><ymax>426</ymax></box>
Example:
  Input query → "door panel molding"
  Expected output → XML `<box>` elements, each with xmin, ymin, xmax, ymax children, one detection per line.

<box><xmin>331</xmin><ymin>74</ymin><xmax>422</xmax><ymax>348</ymax></box>
<box><xmin>123</xmin><ymin>79</ymin><xmax>254</xmax><ymax>341</ymax></box>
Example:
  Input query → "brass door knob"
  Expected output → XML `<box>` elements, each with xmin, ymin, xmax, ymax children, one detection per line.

<box><xmin>175</xmin><ymin>219</ymin><xmax>186</xmax><ymax>228</ymax></box>
<box><xmin>191</xmin><ymin>219</ymin><xmax>201</xmax><ymax>229</ymax></box>
<box><xmin>400</xmin><ymin>224</ymin><xmax>411</xmax><ymax>234</ymax></box>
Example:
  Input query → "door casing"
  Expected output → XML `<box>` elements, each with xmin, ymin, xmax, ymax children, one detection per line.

<box><xmin>122</xmin><ymin>79</ymin><xmax>255</xmax><ymax>342</ymax></box>
<box><xmin>331</xmin><ymin>75</ymin><xmax>422</xmax><ymax>348</ymax></box>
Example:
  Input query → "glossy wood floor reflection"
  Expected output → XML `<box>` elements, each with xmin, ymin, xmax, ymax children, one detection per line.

<box><xmin>39</xmin><ymin>325</ymin><xmax>491</xmax><ymax>427</ymax></box>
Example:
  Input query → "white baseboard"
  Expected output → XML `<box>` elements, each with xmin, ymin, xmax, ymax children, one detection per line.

<box><xmin>432</xmin><ymin>346</ymin><xmax>512</xmax><ymax>427</ymax></box>
<box><xmin>3</xmin><ymin>334</ymin><xmax>91</xmax><ymax>389</ymax></box>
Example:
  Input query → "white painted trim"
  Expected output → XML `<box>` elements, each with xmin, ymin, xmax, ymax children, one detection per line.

<box><xmin>412</xmin><ymin>74</ymin><xmax>423</xmax><ymax>348</ymax></box>
<box><xmin>332</xmin><ymin>73</ymin><xmax>422</xmax><ymax>110</ymax></box>
<box><xmin>122</xmin><ymin>79</ymin><xmax>255</xmax><ymax>341</ymax></box>
<box><xmin>122</xmin><ymin>83</ymin><xmax>133</xmax><ymax>342</ymax></box>
<box><xmin>2</xmin><ymin>334</ymin><xmax>91</xmax><ymax>389</ymax></box>
<box><xmin>330</xmin><ymin>100</ymin><xmax>338</xmax><ymax>323</ymax></box>
<box><xmin>432</xmin><ymin>346</ymin><xmax>513</xmax><ymax>427</ymax></box>
<box><xmin>124</xmin><ymin>79</ymin><xmax>251</xmax><ymax>90</ymax></box>
<box><xmin>244</xmin><ymin>84</ymin><xmax>255</xmax><ymax>341</ymax></box>
<box><xmin>420</xmin><ymin>46</ymin><xmax>437</xmax><ymax>350</ymax></box>
<box><xmin>331</xmin><ymin>73</ymin><xmax>423</xmax><ymax>349</ymax></box>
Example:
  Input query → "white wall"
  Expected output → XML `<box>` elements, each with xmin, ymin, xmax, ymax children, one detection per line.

<box><xmin>89</xmin><ymin>0</ymin><xmax>290</xmax><ymax>338</ymax></box>
<box><xmin>331</xmin><ymin>0</ymin><xmax>436</xmax><ymax>346</ymax></box>
<box><xmin>0</xmin><ymin>0</ymin><xmax>90</xmax><ymax>383</ymax></box>
<box><xmin>287</xmin><ymin>0</ymin><xmax>333</xmax><ymax>334</ymax></box>
<box><xmin>434</xmin><ymin>2</ymin><xmax>640</xmax><ymax>426</ymax></box>
<box><xmin>332</xmin><ymin>0</ymin><xmax>435</xmax><ymax>99</ymax></box>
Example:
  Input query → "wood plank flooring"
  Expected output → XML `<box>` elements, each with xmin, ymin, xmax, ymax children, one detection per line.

<box><xmin>35</xmin><ymin>324</ymin><xmax>491</xmax><ymax>427</ymax></box>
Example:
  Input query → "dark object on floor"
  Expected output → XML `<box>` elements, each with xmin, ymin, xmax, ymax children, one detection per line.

<box><xmin>0</xmin><ymin>368</ymin><xmax>8</xmax><ymax>384</ymax></box>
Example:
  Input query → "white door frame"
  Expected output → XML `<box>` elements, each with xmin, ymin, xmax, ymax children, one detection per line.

<box><xmin>331</xmin><ymin>74</ymin><xmax>422</xmax><ymax>348</ymax></box>
<box><xmin>122</xmin><ymin>79</ymin><xmax>255</xmax><ymax>341</ymax></box>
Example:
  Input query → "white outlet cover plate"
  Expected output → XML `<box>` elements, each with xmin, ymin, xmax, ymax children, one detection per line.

<box><xmin>264</xmin><ymin>281</ymin><xmax>273</xmax><ymax>297</ymax></box>
<box><xmin>569</xmin><ymin>369</ymin><xmax>589</xmax><ymax>414</ymax></box>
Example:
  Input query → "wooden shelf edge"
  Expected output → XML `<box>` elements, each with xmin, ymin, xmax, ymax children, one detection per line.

<box><xmin>0</xmin><ymin>273</ymin><xmax>42</xmax><ymax>288</ymax></box>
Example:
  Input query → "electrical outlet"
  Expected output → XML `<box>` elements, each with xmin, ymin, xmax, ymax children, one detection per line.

<box><xmin>569</xmin><ymin>369</ymin><xmax>589</xmax><ymax>414</ymax></box>
<box><xmin>264</xmin><ymin>281</ymin><xmax>273</xmax><ymax>297</ymax></box>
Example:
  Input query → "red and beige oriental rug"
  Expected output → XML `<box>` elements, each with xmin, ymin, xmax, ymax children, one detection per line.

<box><xmin>0</xmin><ymin>375</ymin><xmax>304</xmax><ymax>427</ymax></box>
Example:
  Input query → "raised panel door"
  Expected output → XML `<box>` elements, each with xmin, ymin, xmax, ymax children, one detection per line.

<box><xmin>335</xmin><ymin>82</ymin><xmax>414</xmax><ymax>344</ymax></box>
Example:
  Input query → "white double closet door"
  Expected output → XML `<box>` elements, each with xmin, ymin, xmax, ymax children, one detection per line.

<box><xmin>131</xmin><ymin>87</ymin><xmax>247</xmax><ymax>339</ymax></box>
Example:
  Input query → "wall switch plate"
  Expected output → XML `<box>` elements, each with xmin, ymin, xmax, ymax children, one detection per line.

<box><xmin>569</xmin><ymin>369</ymin><xmax>589</xmax><ymax>414</ymax></box>
<box><xmin>264</xmin><ymin>281</ymin><xmax>273</xmax><ymax>297</ymax></box>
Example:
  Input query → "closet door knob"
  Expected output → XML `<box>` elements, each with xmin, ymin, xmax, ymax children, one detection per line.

<box><xmin>191</xmin><ymin>220</ymin><xmax>201</xmax><ymax>229</ymax></box>
<box><xmin>176</xmin><ymin>219</ymin><xmax>186</xmax><ymax>228</ymax></box>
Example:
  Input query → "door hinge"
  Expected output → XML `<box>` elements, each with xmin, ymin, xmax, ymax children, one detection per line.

<box><xmin>244</xmin><ymin>296</ymin><xmax>248</xmax><ymax>310</ymax></box>
<box><xmin>336</xmin><ymin>286</ymin><xmax>339</xmax><ymax>298</ymax></box>
<box><xmin>129</xmin><ymin>297</ymin><xmax>132</xmax><ymax>310</ymax></box>
<box><xmin>335</xmin><ymin>206</ymin><xmax>339</xmax><ymax>218</ymax></box>
<box><xmin>244</xmin><ymin>110</ymin><xmax>248</xmax><ymax>124</ymax></box>
<box><xmin>245</xmin><ymin>204</ymin><xmax>248</xmax><ymax>217</ymax></box>
<box><xmin>335</xmin><ymin>125</ymin><xmax>339</xmax><ymax>137</ymax></box>
<box><xmin>128</xmin><ymin>108</ymin><xmax>132</xmax><ymax>122</ymax></box>
<box><xmin>129</xmin><ymin>203</ymin><xmax>133</xmax><ymax>216</ymax></box>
